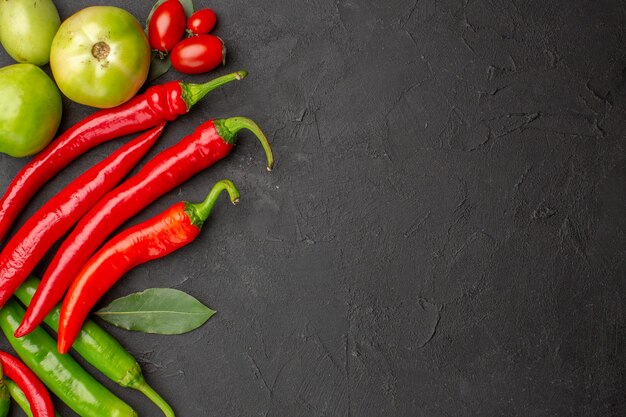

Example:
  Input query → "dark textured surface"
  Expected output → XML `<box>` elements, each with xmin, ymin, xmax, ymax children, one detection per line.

<box><xmin>0</xmin><ymin>0</ymin><xmax>625</xmax><ymax>416</ymax></box>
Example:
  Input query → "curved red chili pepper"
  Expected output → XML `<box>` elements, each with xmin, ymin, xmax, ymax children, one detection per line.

<box><xmin>17</xmin><ymin>117</ymin><xmax>273</xmax><ymax>337</ymax></box>
<box><xmin>58</xmin><ymin>180</ymin><xmax>239</xmax><ymax>352</ymax></box>
<box><xmin>0</xmin><ymin>351</ymin><xmax>54</xmax><ymax>417</ymax></box>
<box><xmin>0</xmin><ymin>71</ymin><xmax>246</xmax><ymax>244</ymax></box>
<box><xmin>0</xmin><ymin>125</ymin><xmax>165</xmax><ymax>315</ymax></box>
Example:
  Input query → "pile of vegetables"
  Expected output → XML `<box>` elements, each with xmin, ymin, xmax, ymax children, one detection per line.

<box><xmin>0</xmin><ymin>0</ymin><xmax>273</xmax><ymax>415</ymax></box>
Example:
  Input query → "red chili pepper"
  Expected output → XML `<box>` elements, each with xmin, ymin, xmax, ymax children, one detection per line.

<box><xmin>0</xmin><ymin>351</ymin><xmax>54</xmax><ymax>417</ymax></box>
<box><xmin>17</xmin><ymin>117</ymin><xmax>273</xmax><ymax>338</ymax></box>
<box><xmin>58</xmin><ymin>179</ymin><xmax>239</xmax><ymax>352</ymax></box>
<box><xmin>0</xmin><ymin>70</ymin><xmax>246</xmax><ymax>245</ymax></box>
<box><xmin>0</xmin><ymin>125</ymin><xmax>165</xmax><ymax>315</ymax></box>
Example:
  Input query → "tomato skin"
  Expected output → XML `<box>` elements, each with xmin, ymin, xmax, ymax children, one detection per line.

<box><xmin>0</xmin><ymin>0</ymin><xmax>60</xmax><ymax>65</ymax></box>
<box><xmin>0</xmin><ymin>64</ymin><xmax>62</xmax><ymax>157</ymax></box>
<box><xmin>170</xmin><ymin>35</ymin><xmax>225</xmax><ymax>74</ymax></box>
<box><xmin>187</xmin><ymin>9</ymin><xmax>218</xmax><ymax>35</ymax></box>
<box><xmin>148</xmin><ymin>0</ymin><xmax>187</xmax><ymax>52</ymax></box>
<box><xmin>50</xmin><ymin>6</ymin><xmax>151</xmax><ymax>108</ymax></box>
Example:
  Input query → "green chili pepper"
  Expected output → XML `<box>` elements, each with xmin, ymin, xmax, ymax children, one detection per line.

<box><xmin>5</xmin><ymin>380</ymin><xmax>61</xmax><ymax>417</ymax></box>
<box><xmin>0</xmin><ymin>363</ymin><xmax>9</xmax><ymax>417</ymax></box>
<box><xmin>0</xmin><ymin>299</ymin><xmax>138</xmax><ymax>417</ymax></box>
<box><xmin>6</xmin><ymin>380</ymin><xmax>27</xmax><ymax>417</ymax></box>
<box><xmin>14</xmin><ymin>277</ymin><xmax>174</xmax><ymax>417</ymax></box>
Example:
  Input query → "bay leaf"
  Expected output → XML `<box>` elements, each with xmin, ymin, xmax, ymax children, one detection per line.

<box><xmin>95</xmin><ymin>288</ymin><xmax>215</xmax><ymax>334</ymax></box>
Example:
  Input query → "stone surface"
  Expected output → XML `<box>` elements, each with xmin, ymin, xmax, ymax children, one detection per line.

<box><xmin>0</xmin><ymin>0</ymin><xmax>625</xmax><ymax>416</ymax></box>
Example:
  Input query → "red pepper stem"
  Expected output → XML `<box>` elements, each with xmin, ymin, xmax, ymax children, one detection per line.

<box><xmin>185</xmin><ymin>180</ymin><xmax>240</xmax><ymax>228</ymax></box>
<box><xmin>215</xmin><ymin>117</ymin><xmax>275</xmax><ymax>171</ymax></box>
<box><xmin>181</xmin><ymin>70</ymin><xmax>248</xmax><ymax>110</ymax></box>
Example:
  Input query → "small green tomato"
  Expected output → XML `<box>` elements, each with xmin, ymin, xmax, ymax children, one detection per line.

<box><xmin>50</xmin><ymin>6</ymin><xmax>151</xmax><ymax>109</ymax></box>
<box><xmin>0</xmin><ymin>64</ymin><xmax>62</xmax><ymax>158</ymax></box>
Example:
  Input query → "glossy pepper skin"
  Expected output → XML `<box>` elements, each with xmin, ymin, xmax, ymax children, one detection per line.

<box><xmin>0</xmin><ymin>70</ymin><xmax>247</xmax><ymax>244</ymax></box>
<box><xmin>0</xmin><ymin>300</ymin><xmax>138</xmax><ymax>417</ymax></box>
<box><xmin>59</xmin><ymin>180</ymin><xmax>239</xmax><ymax>352</ymax></box>
<box><xmin>5</xmin><ymin>380</ymin><xmax>62</xmax><ymax>417</ymax></box>
<box><xmin>6</xmin><ymin>380</ymin><xmax>32</xmax><ymax>417</ymax></box>
<box><xmin>19</xmin><ymin>117</ymin><xmax>274</xmax><ymax>337</ymax></box>
<box><xmin>0</xmin><ymin>351</ymin><xmax>54</xmax><ymax>417</ymax></box>
<box><xmin>7</xmin><ymin>380</ymin><xmax>35</xmax><ymax>417</ymax></box>
<box><xmin>0</xmin><ymin>125</ymin><xmax>165</xmax><ymax>310</ymax></box>
<box><xmin>0</xmin><ymin>363</ymin><xmax>10</xmax><ymax>417</ymax></box>
<box><xmin>14</xmin><ymin>277</ymin><xmax>174</xmax><ymax>417</ymax></box>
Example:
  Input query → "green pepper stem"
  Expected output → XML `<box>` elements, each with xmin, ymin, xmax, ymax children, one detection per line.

<box><xmin>131</xmin><ymin>380</ymin><xmax>175</xmax><ymax>417</ymax></box>
<box><xmin>181</xmin><ymin>70</ymin><xmax>248</xmax><ymax>110</ymax></box>
<box><xmin>214</xmin><ymin>117</ymin><xmax>275</xmax><ymax>171</ymax></box>
<box><xmin>186</xmin><ymin>180</ymin><xmax>240</xmax><ymax>228</ymax></box>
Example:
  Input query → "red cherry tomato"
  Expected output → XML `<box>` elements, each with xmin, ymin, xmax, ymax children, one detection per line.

<box><xmin>170</xmin><ymin>34</ymin><xmax>225</xmax><ymax>74</ymax></box>
<box><xmin>148</xmin><ymin>0</ymin><xmax>187</xmax><ymax>52</ymax></box>
<box><xmin>187</xmin><ymin>9</ymin><xmax>217</xmax><ymax>35</ymax></box>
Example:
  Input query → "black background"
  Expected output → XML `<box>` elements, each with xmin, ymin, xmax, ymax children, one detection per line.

<box><xmin>1</xmin><ymin>0</ymin><xmax>625</xmax><ymax>416</ymax></box>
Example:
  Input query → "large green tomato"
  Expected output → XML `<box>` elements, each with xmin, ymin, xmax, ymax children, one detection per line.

<box><xmin>0</xmin><ymin>64</ymin><xmax>62</xmax><ymax>157</ymax></box>
<box><xmin>0</xmin><ymin>0</ymin><xmax>61</xmax><ymax>65</ymax></box>
<box><xmin>50</xmin><ymin>6</ymin><xmax>151</xmax><ymax>109</ymax></box>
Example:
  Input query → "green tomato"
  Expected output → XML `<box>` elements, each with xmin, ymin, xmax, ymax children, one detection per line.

<box><xmin>0</xmin><ymin>0</ymin><xmax>61</xmax><ymax>65</ymax></box>
<box><xmin>50</xmin><ymin>6</ymin><xmax>151</xmax><ymax>109</ymax></box>
<box><xmin>0</xmin><ymin>64</ymin><xmax>62</xmax><ymax>157</ymax></box>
